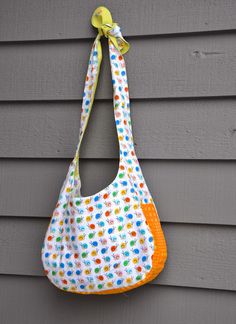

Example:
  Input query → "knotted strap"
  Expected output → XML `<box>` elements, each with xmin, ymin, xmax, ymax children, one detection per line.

<box><xmin>74</xmin><ymin>6</ymin><xmax>130</xmax><ymax>180</ymax></box>
<box><xmin>91</xmin><ymin>6</ymin><xmax>130</xmax><ymax>55</ymax></box>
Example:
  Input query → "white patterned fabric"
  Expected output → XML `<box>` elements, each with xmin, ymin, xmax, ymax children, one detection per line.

<box><xmin>41</xmin><ymin>15</ymin><xmax>165</xmax><ymax>294</ymax></box>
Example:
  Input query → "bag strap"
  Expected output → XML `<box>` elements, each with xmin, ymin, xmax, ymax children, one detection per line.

<box><xmin>73</xmin><ymin>6</ymin><xmax>132</xmax><ymax>180</ymax></box>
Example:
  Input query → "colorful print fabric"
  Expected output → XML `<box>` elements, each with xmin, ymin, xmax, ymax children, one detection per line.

<box><xmin>41</xmin><ymin>22</ymin><xmax>159</xmax><ymax>294</ymax></box>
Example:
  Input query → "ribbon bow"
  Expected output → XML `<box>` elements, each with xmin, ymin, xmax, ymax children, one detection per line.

<box><xmin>91</xmin><ymin>6</ymin><xmax>130</xmax><ymax>55</ymax></box>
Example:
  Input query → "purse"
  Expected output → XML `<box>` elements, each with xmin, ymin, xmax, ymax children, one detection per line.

<box><xmin>41</xmin><ymin>6</ymin><xmax>167</xmax><ymax>295</ymax></box>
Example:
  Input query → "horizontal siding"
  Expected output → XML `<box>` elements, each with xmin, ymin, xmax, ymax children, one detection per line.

<box><xmin>0</xmin><ymin>217</ymin><xmax>236</xmax><ymax>291</ymax></box>
<box><xmin>1</xmin><ymin>99</ymin><xmax>236</xmax><ymax>159</ymax></box>
<box><xmin>1</xmin><ymin>2</ymin><xmax>235</xmax><ymax>322</ymax></box>
<box><xmin>1</xmin><ymin>33</ymin><xmax>236</xmax><ymax>100</ymax></box>
<box><xmin>1</xmin><ymin>276</ymin><xmax>236</xmax><ymax>324</ymax></box>
<box><xmin>1</xmin><ymin>0</ymin><xmax>236</xmax><ymax>41</ymax></box>
<box><xmin>0</xmin><ymin>159</ymin><xmax>236</xmax><ymax>226</ymax></box>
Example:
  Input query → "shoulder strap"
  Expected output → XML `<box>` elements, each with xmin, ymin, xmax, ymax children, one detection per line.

<box><xmin>73</xmin><ymin>6</ymin><xmax>132</xmax><ymax>183</ymax></box>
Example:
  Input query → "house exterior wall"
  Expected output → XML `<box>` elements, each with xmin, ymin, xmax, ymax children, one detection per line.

<box><xmin>0</xmin><ymin>1</ymin><xmax>236</xmax><ymax>323</ymax></box>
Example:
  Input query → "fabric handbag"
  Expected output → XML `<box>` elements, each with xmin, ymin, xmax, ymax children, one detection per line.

<box><xmin>41</xmin><ymin>6</ymin><xmax>167</xmax><ymax>295</ymax></box>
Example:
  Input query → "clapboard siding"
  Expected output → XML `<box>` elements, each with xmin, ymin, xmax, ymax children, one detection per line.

<box><xmin>0</xmin><ymin>276</ymin><xmax>236</xmax><ymax>324</ymax></box>
<box><xmin>1</xmin><ymin>33</ymin><xmax>236</xmax><ymax>101</ymax></box>
<box><xmin>1</xmin><ymin>99</ymin><xmax>236</xmax><ymax>159</ymax></box>
<box><xmin>1</xmin><ymin>159</ymin><xmax>236</xmax><ymax>226</ymax></box>
<box><xmin>1</xmin><ymin>217</ymin><xmax>235</xmax><ymax>291</ymax></box>
<box><xmin>1</xmin><ymin>1</ymin><xmax>235</xmax><ymax>323</ymax></box>
<box><xmin>1</xmin><ymin>0</ymin><xmax>236</xmax><ymax>41</ymax></box>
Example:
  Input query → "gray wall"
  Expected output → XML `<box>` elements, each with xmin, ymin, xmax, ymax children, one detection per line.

<box><xmin>0</xmin><ymin>1</ymin><xmax>236</xmax><ymax>323</ymax></box>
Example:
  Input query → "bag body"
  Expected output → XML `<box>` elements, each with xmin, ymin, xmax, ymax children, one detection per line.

<box><xmin>41</xmin><ymin>6</ymin><xmax>167</xmax><ymax>295</ymax></box>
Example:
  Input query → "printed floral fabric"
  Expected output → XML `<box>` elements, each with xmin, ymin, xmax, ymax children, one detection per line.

<box><xmin>41</xmin><ymin>23</ymin><xmax>159</xmax><ymax>294</ymax></box>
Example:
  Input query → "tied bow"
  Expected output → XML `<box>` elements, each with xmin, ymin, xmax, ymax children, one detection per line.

<box><xmin>91</xmin><ymin>6</ymin><xmax>130</xmax><ymax>55</ymax></box>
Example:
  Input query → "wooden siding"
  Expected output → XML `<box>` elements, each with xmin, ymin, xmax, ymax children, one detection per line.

<box><xmin>0</xmin><ymin>1</ymin><xmax>235</xmax><ymax>324</ymax></box>
<box><xmin>0</xmin><ymin>159</ymin><xmax>236</xmax><ymax>225</ymax></box>
<box><xmin>0</xmin><ymin>276</ymin><xmax>236</xmax><ymax>324</ymax></box>
<box><xmin>1</xmin><ymin>217</ymin><xmax>236</xmax><ymax>291</ymax></box>
<box><xmin>1</xmin><ymin>0</ymin><xmax>236</xmax><ymax>41</ymax></box>
<box><xmin>1</xmin><ymin>34</ymin><xmax>236</xmax><ymax>101</ymax></box>
<box><xmin>0</xmin><ymin>99</ymin><xmax>236</xmax><ymax>159</ymax></box>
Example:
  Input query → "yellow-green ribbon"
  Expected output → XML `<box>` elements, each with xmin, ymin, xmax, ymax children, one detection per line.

<box><xmin>91</xmin><ymin>6</ymin><xmax>130</xmax><ymax>55</ymax></box>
